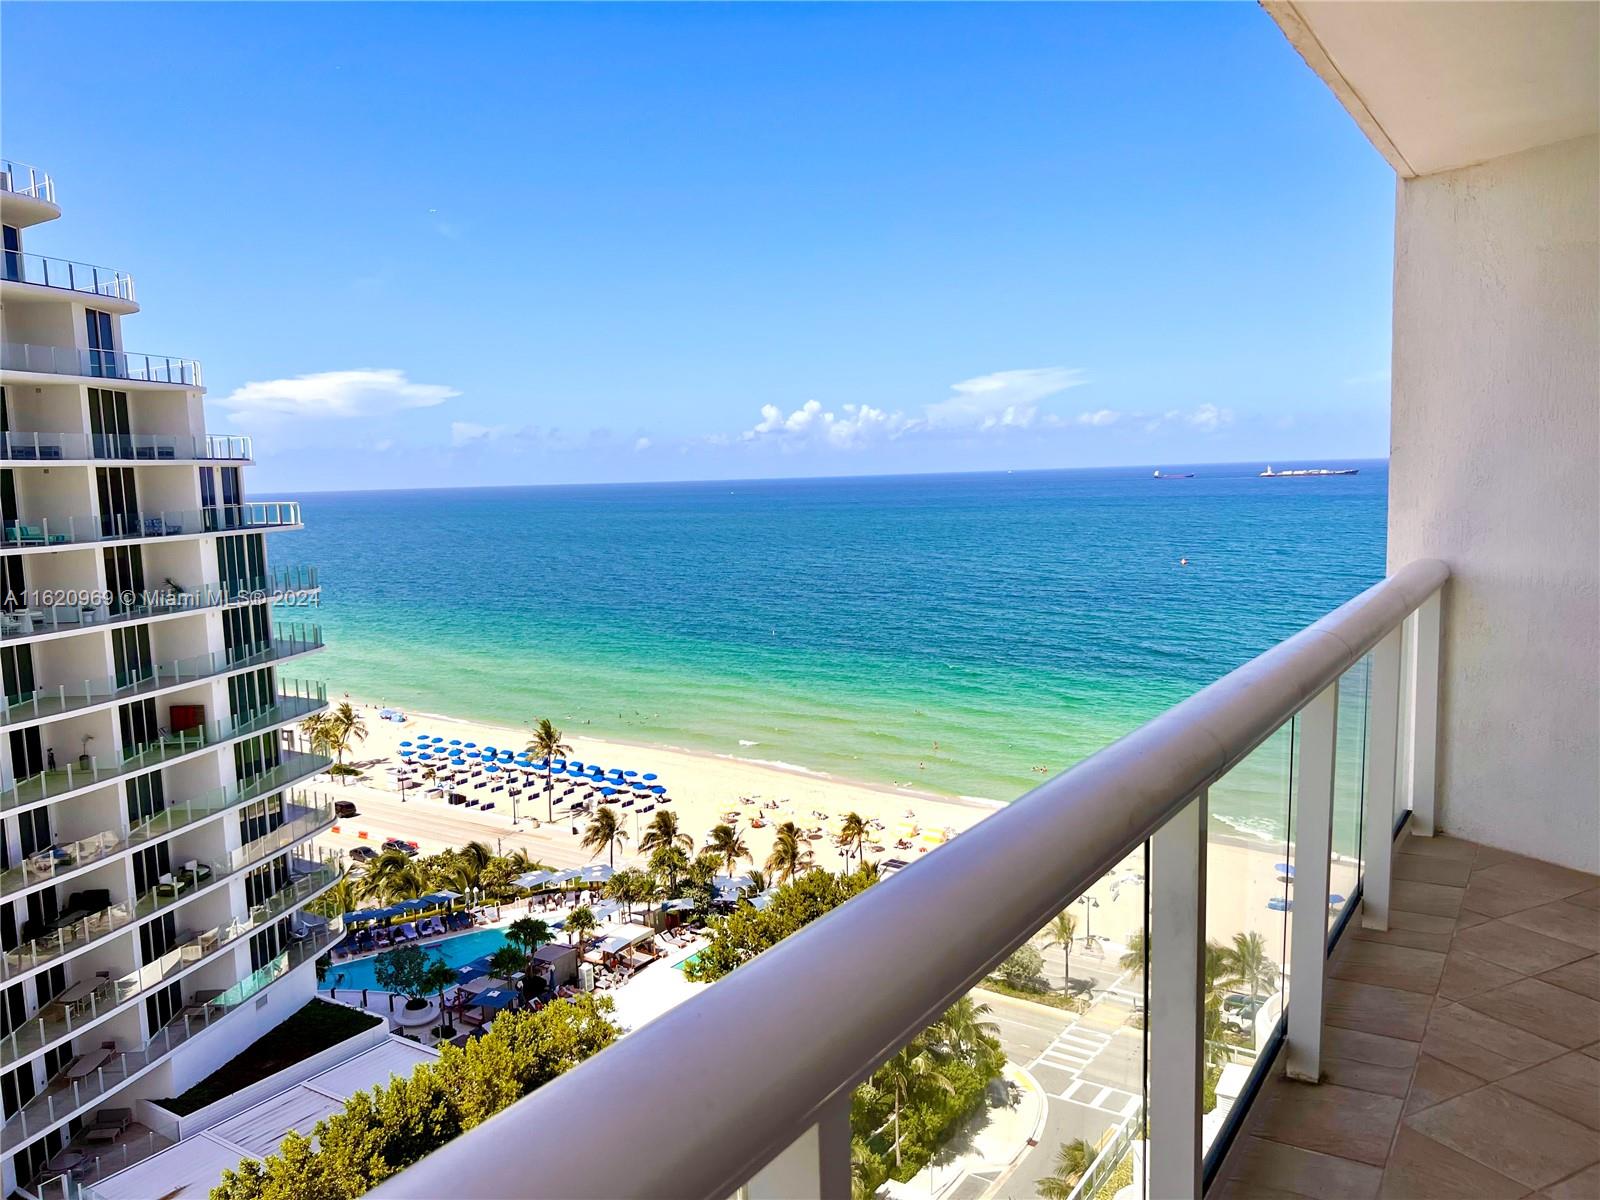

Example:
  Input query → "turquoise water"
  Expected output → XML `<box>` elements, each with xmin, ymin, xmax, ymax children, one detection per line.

<box><xmin>282</xmin><ymin>463</ymin><xmax>1387</xmax><ymax>840</ymax></box>
<box><xmin>673</xmin><ymin>951</ymin><xmax>704</xmax><ymax>972</ymax></box>
<box><xmin>327</xmin><ymin>927</ymin><xmax>512</xmax><ymax>992</ymax></box>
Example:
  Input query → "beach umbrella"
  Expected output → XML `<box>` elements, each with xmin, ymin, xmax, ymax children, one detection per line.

<box><xmin>485</xmin><ymin>764</ymin><xmax>501</xmax><ymax>774</ymax></box>
<box><xmin>418</xmin><ymin>752</ymin><xmax>433</xmax><ymax>761</ymax></box>
<box><xmin>1329</xmin><ymin>894</ymin><xmax>1346</xmax><ymax>907</ymax></box>
<box><xmin>624</xmin><ymin>770</ymin><xmax>638</xmax><ymax>778</ymax></box>
<box><xmin>551</xmin><ymin>758</ymin><xmax>566</xmax><ymax>770</ymax></box>
<box><xmin>569</xmin><ymin>760</ymin><xmax>584</xmax><ymax>769</ymax></box>
<box><xmin>1274</xmin><ymin>863</ymin><xmax>1295</xmax><ymax>877</ymax></box>
<box><xmin>642</xmin><ymin>773</ymin><xmax>658</xmax><ymax>781</ymax></box>
<box><xmin>464</xmin><ymin>742</ymin><xmax>476</xmax><ymax>749</ymax></box>
<box><xmin>649</xmin><ymin>785</ymin><xmax>666</xmax><ymax>795</ymax></box>
<box><xmin>1266</xmin><ymin>897</ymin><xmax>1292</xmax><ymax>912</ymax></box>
<box><xmin>449</xmin><ymin>739</ymin><xmax>462</xmax><ymax>747</ymax></box>
<box><xmin>399</xmin><ymin>740</ymin><xmax>413</xmax><ymax>747</ymax></box>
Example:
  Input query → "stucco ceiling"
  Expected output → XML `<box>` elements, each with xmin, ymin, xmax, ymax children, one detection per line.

<box><xmin>1265</xmin><ymin>1</ymin><xmax>1600</xmax><ymax>178</ymax></box>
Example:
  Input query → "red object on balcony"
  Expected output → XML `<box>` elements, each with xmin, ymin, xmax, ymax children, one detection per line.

<box><xmin>170</xmin><ymin>704</ymin><xmax>205</xmax><ymax>733</ymax></box>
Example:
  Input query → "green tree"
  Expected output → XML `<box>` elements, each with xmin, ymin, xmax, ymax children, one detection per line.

<box><xmin>357</xmin><ymin>850</ymin><xmax>427</xmax><ymax>905</ymax></box>
<box><xmin>685</xmin><ymin>865</ymin><xmax>878</xmax><ymax>982</ymax></box>
<box><xmin>1042</xmin><ymin>911</ymin><xmax>1077</xmax><ymax>992</ymax></box>
<box><xmin>647</xmin><ymin>843</ymin><xmax>691</xmax><ymax>896</ymax></box>
<box><xmin>488</xmin><ymin>945</ymin><xmax>528</xmax><ymax>982</ymax></box>
<box><xmin>836</xmin><ymin>811</ymin><xmax>869</xmax><ymax>868</ymax></box>
<box><xmin>1036</xmin><ymin>1139</ymin><xmax>1096</xmax><ymax>1199</ymax></box>
<box><xmin>997</xmin><ymin>944</ymin><xmax>1044</xmax><ymax>992</ymax></box>
<box><xmin>581</xmin><ymin>807</ymin><xmax>628</xmax><ymax>867</ymax></box>
<box><xmin>930</xmin><ymin>996</ymin><xmax>999</xmax><ymax>1060</ymax></box>
<box><xmin>211</xmin><ymin>997</ymin><xmax>621</xmax><ymax>1200</ymax></box>
<box><xmin>506</xmin><ymin>917</ymin><xmax>552</xmax><ymax>959</ymax></box>
<box><xmin>703</xmin><ymin>823</ymin><xmax>751</xmax><ymax>877</ymax></box>
<box><xmin>373</xmin><ymin>945</ymin><xmax>441</xmax><ymax>1011</ymax></box>
<box><xmin>526</xmin><ymin>718</ymin><xmax>572</xmax><ymax>823</ymax></box>
<box><xmin>1221</xmin><ymin>930</ymin><xmax>1279</xmax><ymax>1000</ymax></box>
<box><xmin>565</xmin><ymin>904</ymin><xmax>598</xmax><ymax>948</ymax></box>
<box><xmin>1119</xmin><ymin>929</ymin><xmax>1146</xmax><ymax>977</ymax></box>
<box><xmin>765</xmin><ymin>820</ymin><xmax>813</xmax><ymax>884</ymax></box>
<box><xmin>604</xmin><ymin>867</ymin><xmax>653</xmax><ymax>922</ymax></box>
<box><xmin>325</xmin><ymin>701</ymin><xmax>368</xmax><ymax>779</ymax></box>
<box><xmin>639</xmin><ymin>810</ymin><xmax>692</xmax><ymax>856</ymax></box>
<box><xmin>875</xmin><ymin>1042</ymin><xmax>954</xmax><ymax>1168</ymax></box>
<box><xmin>300</xmin><ymin>713</ymin><xmax>338</xmax><ymax>764</ymax></box>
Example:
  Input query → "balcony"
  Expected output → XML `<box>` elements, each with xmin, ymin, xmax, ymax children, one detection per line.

<box><xmin>1</xmin><ymin>909</ymin><xmax>344</xmax><ymax>1155</ymax></box>
<box><xmin>0</xmin><ymin>159</ymin><xmax>55</xmax><ymax>204</ymax></box>
<box><xmin>2</xmin><ymin>252</ymin><xmax>134</xmax><ymax>303</ymax></box>
<box><xmin>1</xmin><ymin>432</ymin><xmax>250</xmax><ymax>463</ymax></box>
<box><xmin>1</xmin><ymin>565</ymin><xmax>320</xmax><ymax>642</ymax></box>
<box><xmin>1</xmin><ymin>342</ymin><xmax>201</xmax><ymax>387</ymax></box>
<box><xmin>0</xmin><ymin>850</ymin><xmax>340</xmax><ymax>1074</ymax></box>
<box><xmin>0</xmin><ymin>682</ymin><xmax>328</xmax><ymax>813</ymax></box>
<box><xmin>4</xmin><ymin>622</ymin><xmax>323</xmax><ymax>725</ymax></box>
<box><xmin>1</xmin><ymin>501</ymin><xmax>302</xmax><ymax>552</ymax></box>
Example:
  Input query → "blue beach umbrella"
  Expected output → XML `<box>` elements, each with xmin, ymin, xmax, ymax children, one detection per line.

<box><xmin>1329</xmin><ymin>894</ymin><xmax>1346</xmax><ymax>907</ymax></box>
<box><xmin>418</xmin><ymin>752</ymin><xmax>433</xmax><ymax>761</ymax></box>
<box><xmin>649</xmin><ymin>785</ymin><xmax>666</xmax><ymax>794</ymax></box>
<box><xmin>464</xmin><ymin>742</ymin><xmax>476</xmax><ymax>749</ymax></box>
<box><xmin>485</xmin><ymin>764</ymin><xmax>501</xmax><ymax>774</ymax></box>
<box><xmin>642</xmin><ymin>773</ymin><xmax>658</xmax><ymax>781</ymax></box>
<box><xmin>1267</xmin><ymin>896</ymin><xmax>1292</xmax><ymax>912</ymax></box>
<box><xmin>1274</xmin><ymin>863</ymin><xmax>1295</xmax><ymax>877</ymax></box>
<box><xmin>569</xmin><ymin>760</ymin><xmax>584</xmax><ymax>769</ymax></box>
<box><xmin>449</xmin><ymin>739</ymin><xmax>462</xmax><ymax>747</ymax></box>
<box><xmin>624</xmin><ymin>770</ymin><xmax>638</xmax><ymax>778</ymax></box>
<box><xmin>399</xmin><ymin>740</ymin><xmax>413</xmax><ymax>748</ymax></box>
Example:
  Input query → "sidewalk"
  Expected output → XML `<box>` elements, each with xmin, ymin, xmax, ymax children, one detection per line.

<box><xmin>882</xmin><ymin>1062</ymin><xmax>1046</xmax><ymax>1200</ymax></box>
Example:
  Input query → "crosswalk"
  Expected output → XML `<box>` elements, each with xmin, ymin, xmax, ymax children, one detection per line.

<box><xmin>1030</xmin><ymin>1025</ymin><xmax>1110</xmax><ymax>1076</ymax></box>
<box><xmin>1058</xmin><ymin>1077</ymin><xmax>1143</xmax><ymax>1118</ymax></box>
<box><xmin>1027</xmin><ymin>1021</ymin><xmax>1142</xmax><ymax>1117</ymax></box>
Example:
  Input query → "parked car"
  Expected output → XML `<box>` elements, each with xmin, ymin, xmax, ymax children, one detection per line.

<box><xmin>1221</xmin><ymin>992</ymin><xmax>1266</xmax><ymax>1034</ymax></box>
<box><xmin>334</xmin><ymin>800</ymin><xmax>359</xmax><ymax>819</ymax></box>
<box><xmin>349</xmin><ymin>846</ymin><xmax>378</xmax><ymax>864</ymax></box>
<box><xmin>383</xmin><ymin>837</ymin><xmax>419</xmax><ymax>856</ymax></box>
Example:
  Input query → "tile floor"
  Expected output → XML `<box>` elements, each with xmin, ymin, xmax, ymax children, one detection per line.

<box><xmin>1214</xmin><ymin>833</ymin><xmax>1600</xmax><ymax>1199</ymax></box>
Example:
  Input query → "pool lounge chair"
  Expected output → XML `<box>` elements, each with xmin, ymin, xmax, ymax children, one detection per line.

<box><xmin>397</xmin><ymin>923</ymin><xmax>418</xmax><ymax>942</ymax></box>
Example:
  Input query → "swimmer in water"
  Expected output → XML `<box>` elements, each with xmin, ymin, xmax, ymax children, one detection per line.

<box><xmin>1180</xmin><ymin>557</ymin><xmax>1189</xmax><ymax>566</ymax></box>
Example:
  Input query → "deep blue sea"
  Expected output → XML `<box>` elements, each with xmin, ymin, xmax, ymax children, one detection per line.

<box><xmin>280</xmin><ymin>461</ymin><xmax>1387</xmax><ymax>841</ymax></box>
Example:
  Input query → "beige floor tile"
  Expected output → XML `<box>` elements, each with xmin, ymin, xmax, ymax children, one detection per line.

<box><xmin>1221</xmin><ymin>1134</ymin><xmax>1384</xmax><ymax>1199</ymax></box>
<box><xmin>1327</xmin><ymin>978</ymin><xmax>1434</xmax><ymax>1041</ymax></box>
<box><xmin>1437</xmin><ymin>947</ymin><xmax>1525</xmax><ymax>1001</ymax></box>
<box><xmin>1378</xmin><ymin>1124</ymin><xmax>1530</xmax><ymax>1199</ymax></box>
<box><xmin>1565</xmin><ymin>888</ymin><xmax>1600</xmax><ymax>911</ymax></box>
<box><xmin>1352</xmin><ymin>920</ymin><xmax>1456</xmax><ymax>954</ymax></box>
<box><xmin>1584</xmin><ymin>1043</ymin><xmax>1600</xmax><ymax>1061</ymax></box>
<box><xmin>1393</xmin><ymin>880</ymin><xmax>1466</xmax><ymax>918</ymax></box>
<box><xmin>1323</xmin><ymin>1055</ymin><xmax>1414</xmax><ymax>1098</ymax></box>
<box><xmin>1454</xmin><ymin>919</ymin><xmax>1593</xmax><ymax>976</ymax></box>
<box><xmin>1396</xmin><ymin>851</ymin><xmax>1475</xmax><ymax>887</ymax></box>
<box><xmin>1540</xmin><ymin>957</ymin><xmax>1600</xmax><ymax>1002</ymax></box>
<box><xmin>1455</xmin><ymin>908</ymin><xmax>1495</xmax><ymax>930</ymax></box>
<box><xmin>1543</xmin><ymin>1163</ymin><xmax>1600</xmax><ymax>1200</ymax></box>
<box><xmin>1502</xmin><ymin>900</ymin><xmax>1600</xmax><ymax>953</ymax></box>
<box><xmin>1461</xmin><ymin>978</ymin><xmax>1600</xmax><ymax>1050</ymax></box>
<box><xmin>1496</xmin><ymin>1051</ymin><xmax>1600</xmax><ymax>1131</ymax></box>
<box><xmin>1404</xmin><ymin>1053</ymin><xmax>1489</xmax><ymax>1116</ymax></box>
<box><xmin>1330</xmin><ymin>940</ymin><xmax>1448</xmax><ymax>995</ymax></box>
<box><xmin>1421</xmin><ymin>1003</ymin><xmax>1567</xmax><ymax>1080</ymax></box>
<box><xmin>1325</xmin><ymin>1024</ymin><xmax>1424</xmax><ymax>1069</ymax></box>
<box><xmin>1398</xmin><ymin>834</ymin><xmax>1479</xmax><ymax>862</ymax></box>
<box><xmin>1464</xmin><ymin>861</ymin><xmax>1599</xmax><ymax>919</ymax></box>
<box><xmin>1254</xmin><ymin>1079</ymin><xmax>1404</xmax><ymax>1167</ymax></box>
<box><xmin>1403</xmin><ymin>1084</ymin><xmax>1600</xmax><ymax>1189</ymax></box>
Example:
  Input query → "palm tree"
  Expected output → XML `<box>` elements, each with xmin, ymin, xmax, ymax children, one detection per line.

<box><xmin>356</xmin><ymin>850</ymin><xmax>426</xmax><ymax>904</ymax></box>
<box><xmin>311</xmin><ymin>871</ymin><xmax>359</xmax><ymax>920</ymax></box>
<box><xmin>836</xmin><ymin>811</ymin><xmax>869</xmax><ymax>868</ymax></box>
<box><xmin>326</xmin><ymin>701</ymin><xmax>368</xmax><ymax>779</ymax></box>
<box><xmin>704</xmin><ymin>824</ymin><xmax>751</xmax><ymax>878</ymax></box>
<box><xmin>506</xmin><ymin>916</ymin><xmax>552</xmax><ymax>960</ymax></box>
<box><xmin>527</xmin><ymin>718</ymin><xmax>572</xmax><ymax>823</ymax></box>
<box><xmin>300</xmin><ymin>713</ymin><xmax>338</xmax><ymax>765</ymax></box>
<box><xmin>1036</xmin><ymin>1139</ymin><xmax>1096</xmax><ymax>1199</ymax></box>
<box><xmin>765</xmin><ymin>821</ymin><xmax>813</xmax><ymax>884</ymax></box>
<box><xmin>488</xmin><ymin>944</ymin><xmax>527</xmax><ymax>983</ymax></box>
<box><xmin>605</xmin><ymin>867</ymin><xmax>652</xmax><ymax>922</ymax></box>
<box><xmin>582</xmin><ymin>807</ymin><xmax>628</xmax><ymax>867</ymax></box>
<box><xmin>744</xmin><ymin>868</ymin><xmax>768</xmax><ymax>895</ymax></box>
<box><xmin>932</xmin><ymin>996</ymin><xmax>999</xmax><ymax>1061</ymax></box>
<box><xmin>1119</xmin><ymin>929</ymin><xmax>1146</xmax><ymax>977</ymax></box>
<box><xmin>639</xmin><ymin>810</ymin><xmax>692</xmax><ymax>856</ymax></box>
<box><xmin>565</xmin><ymin>903</ymin><xmax>598</xmax><ymax>949</ymax></box>
<box><xmin>1222</xmin><ymin>930</ymin><xmax>1279</xmax><ymax>1000</ymax></box>
<box><xmin>1043</xmin><ymin>911</ymin><xmax>1077</xmax><ymax>993</ymax></box>
<box><xmin>874</xmin><ymin>1040</ymin><xmax>954</xmax><ymax>1168</ymax></box>
<box><xmin>648</xmin><ymin>844</ymin><xmax>690</xmax><ymax>896</ymax></box>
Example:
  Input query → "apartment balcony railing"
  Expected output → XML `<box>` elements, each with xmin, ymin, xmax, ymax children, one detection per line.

<box><xmin>372</xmin><ymin>560</ymin><xmax>1451</xmax><ymax>1200</ymax></box>
<box><xmin>2</xmin><ymin>252</ymin><xmax>134</xmax><ymax>302</ymax></box>
<box><xmin>0</xmin><ymin>851</ymin><xmax>340</xmax><ymax>1073</ymax></box>
<box><xmin>0</xmin><ymin>681</ymin><xmax>328</xmax><ymax>813</ymax></box>
<box><xmin>1</xmin><ymin>432</ymin><xmax>250</xmax><ymax>463</ymax></box>
<box><xmin>4</xmin><ymin>622</ymin><xmax>323</xmax><ymax>723</ymax></box>
<box><xmin>1</xmin><ymin>565</ymin><xmax>320</xmax><ymax>641</ymax></box>
<box><xmin>3</xmin><ymin>912</ymin><xmax>343</xmax><ymax>1153</ymax></box>
<box><xmin>1</xmin><ymin>160</ymin><xmax>55</xmax><ymax>203</ymax></box>
<box><xmin>1</xmin><ymin>501</ymin><xmax>302</xmax><ymax>550</ymax></box>
<box><xmin>1</xmin><ymin>342</ymin><xmax>201</xmax><ymax>387</ymax></box>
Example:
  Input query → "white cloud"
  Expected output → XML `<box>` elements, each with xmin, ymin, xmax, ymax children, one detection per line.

<box><xmin>218</xmin><ymin>369</ymin><xmax>459</xmax><ymax>422</ymax></box>
<box><xmin>1186</xmin><ymin>403</ymin><xmax>1233</xmax><ymax>433</ymax></box>
<box><xmin>1075</xmin><ymin>409</ymin><xmax>1123</xmax><ymax>427</ymax></box>
<box><xmin>736</xmin><ymin>367</ymin><xmax>1087</xmax><ymax>451</ymax></box>
<box><xmin>634</xmin><ymin>437</ymin><xmax>652</xmax><ymax>452</ymax></box>
<box><xmin>451</xmin><ymin>421</ymin><xmax>509</xmax><ymax>447</ymax></box>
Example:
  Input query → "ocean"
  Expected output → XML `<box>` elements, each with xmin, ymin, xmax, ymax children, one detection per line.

<box><xmin>280</xmin><ymin>461</ymin><xmax>1388</xmax><ymax>844</ymax></box>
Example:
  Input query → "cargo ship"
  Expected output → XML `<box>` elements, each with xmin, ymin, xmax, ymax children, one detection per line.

<box><xmin>1152</xmin><ymin>469</ymin><xmax>1194</xmax><ymax>479</ymax></box>
<box><xmin>1259</xmin><ymin>465</ymin><xmax>1359</xmax><ymax>477</ymax></box>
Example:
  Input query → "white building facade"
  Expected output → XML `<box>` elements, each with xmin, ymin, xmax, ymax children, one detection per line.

<box><xmin>1</xmin><ymin>160</ymin><xmax>338</xmax><ymax>1194</ymax></box>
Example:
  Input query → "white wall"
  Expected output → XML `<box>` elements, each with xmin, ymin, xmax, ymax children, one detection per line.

<box><xmin>1389</xmin><ymin>133</ymin><xmax>1600</xmax><ymax>872</ymax></box>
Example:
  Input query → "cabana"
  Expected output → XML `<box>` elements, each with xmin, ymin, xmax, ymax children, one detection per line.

<box><xmin>532</xmin><ymin>942</ymin><xmax>578</xmax><ymax>988</ymax></box>
<box><xmin>583</xmin><ymin>923</ymin><xmax>658</xmax><ymax>969</ymax></box>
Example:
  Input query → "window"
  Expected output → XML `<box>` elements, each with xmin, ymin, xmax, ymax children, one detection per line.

<box><xmin>2</xmin><ymin>224</ymin><xmax>19</xmax><ymax>282</ymax></box>
<box><xmin>239</xmin><ymin>792</ymin><xmax>285</xmax><ymax>845</ymax></box>
<box><xmin>111</xmin><ymin>623</ymin><xmax>153</xmax><ymax>688</ymax></box>
<box><xmin>87</xmin><ymin>388</ymin><xmax>131</xmax><ymax>457</ymax></box>
<box><xmin>1</xmin><ymin>644</ymin><xmax>35</xmax><ymax>706</ymax></box>
<box><xmin>103</xmin><ymin>544</ymin><xmax>146</xmax><ymax>614</ymax></box>
<box><xmin>245</xmin><ymin>856</ymin><xmax>291</xmax><ymax>908</ymax></box>
<box><xmin>119</xmin><ymin>697</ymin><xmax>160</xmax><ymax>752</ymax></box>
<box><xmin>249</xmin><ymin>915</ymin><xmax>294</xmax><ymax>973</ymax></box>
<box><xmin>229</xmin><ymin>666</ymin><xmax>276</xmax><ymax>720</ymax></box>
<box><xmin>84</xmin><ymin>308</ymin><xmax>116</xmax><ymax>376</ymax></box>
<box><xmin>145</xmin><ymin>980</ymin><xmax>182</xmax><ymax>1033</ymax></box>
<box><xmin>217</xmin><ymin>533</ymin><xmax>267</xmax><ymax>597</ymax></box>
<box><xmin>6</xmin><ymin>726</ymin><xmax>43</xmax><ymax>779</ymax></box>
<box><xmin>138</xmin><ymin>913</ymin><xmax>178</xmax><ymax>965</ymax></box>
<box><xmin>96</xmin><ymin>466</ymin><xmax>140</xmax><ymax>537</ymax></box>
<box><xmin>126</xmin><ymin>772</ymin><xmax>167</xmax><ymax>827</ymax></box>
<box><xmin>234</xmin><ymin>732</ymin><xmax>281</xmax><ymax>784</ymax></box>
<box><xmin>131</xmin><ymin>842</ymin><xmax>171</xmax><ymax>898</ymax></box>
<box><xmin>224</xmin><ymin>603</ymin><xmax>271</xmax><ymax>664</ymax></box>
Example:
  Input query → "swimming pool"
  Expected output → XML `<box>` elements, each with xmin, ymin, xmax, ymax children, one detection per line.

<box><xmin>327</xmin><ymin>927</ymin><xmax>512</xmax><ymax>993</ymax></box>
<box><xmin>672</xmin><ymin>950</ymin><xmax>704</xmax><ymax>972</ymax></box>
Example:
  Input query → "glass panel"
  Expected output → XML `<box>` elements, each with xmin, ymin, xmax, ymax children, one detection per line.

<box><xmin>1203</xmin><ymin>716</ymin><xmax>1295</xmax><ymax>1157</ymax></box>
<box><xmin>1329</xmin><ymin>654</ymin><xmax>1371</xmax><ymax>935</ymax></box>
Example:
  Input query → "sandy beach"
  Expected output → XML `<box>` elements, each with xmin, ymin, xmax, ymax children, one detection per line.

<box><xmin>316</xmin><ymin>695</ymin><xmax>1356</xmax><ymax>963</ymax></box>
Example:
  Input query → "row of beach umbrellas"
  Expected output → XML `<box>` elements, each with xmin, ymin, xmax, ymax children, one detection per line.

<box><xmin>397</xmin><ymin>736</ymin><xmax>666</xmax><ymax>796</ymax></box>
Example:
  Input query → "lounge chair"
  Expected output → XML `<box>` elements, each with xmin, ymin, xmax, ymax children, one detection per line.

<box><xmin>374</xmin><ymin>928</ymin><xmax>392</xmax><ymax>948</ymax></box>
<box><xmin>397</xmin><ymin>923</ymin><xmax>418</xmax><ymax>941</ymax></box>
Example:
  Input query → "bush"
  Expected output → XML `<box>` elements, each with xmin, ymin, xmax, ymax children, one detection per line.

<box><xmin>684</xmin><ymin>864</ymin><xmax>878</xmax><ymax>982</ymax></box>
<box><xmin>997</xmin><ymin>944</ymin><xmax>1045</xmax><ymax>992</ymax></box>
<box><xmin>211</xmin><ymin>995</ymin><xmax>620</xmax><ymax>1200</ymax></box>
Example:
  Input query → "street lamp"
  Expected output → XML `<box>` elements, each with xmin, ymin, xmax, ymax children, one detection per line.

<box><xmin>1078</xmin><ymin>894</ymin><xmax>1100</xmax><ymax>944</ymax></box>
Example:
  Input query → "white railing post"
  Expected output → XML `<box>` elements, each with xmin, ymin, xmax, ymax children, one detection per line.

<box><xmin>1287</xmin><ymin>680</ymin><xmax>1339</xmax><ymax>1083</ymax></box>
<box><xmin>1404</xmin><ymin>589</ymin><xmax>1442</xmax><ymax>837</ymax></box>
<box><xmin>1361</xmin><ymin>627</ymin><xmax>1403</xmax><ymax>931</ymax></box>
<box><xmin>1150</xmin><ymin>791</ymin><xmax>1206</xmax><ymax>1200</ymax></box>
<box><xmin>742</xmin><ymin>1091</ymin><xmax>851</xmax><ymax>1200</ymax></box>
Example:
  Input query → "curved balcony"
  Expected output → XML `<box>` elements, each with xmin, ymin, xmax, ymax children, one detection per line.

<box><xmin>1</xmin><ymin>565</ymin><xmax>320</xmax><ymax>643</ymax></box>
<box><xmin>2</xmin><ymin>501</ymin><xmax>302</xmax><ymax>553</ymax></box>
<box><xmin>2</xmin><ymin>252</ymin><xmax>134</xmax><ymax>303</ymax></box>
<box><xmin>0</xmin><ymin>681</ymin><xmax>328</xmax><ymax>814</ymax></box>
<box><xmin>1</xmin><ymin>160</ymin><xmax>54</xmax><ymax>203</ymax></box>
<box><xmin>1</xmin><ymin>342</ymin><xmax>200</xmax><ymax>387</ymax></box>
<box><xmin>2</xmin><ymin>432</ymin><xmax>249</xmax><ymax>464</ymax></box>
<box><xmin>4</xmin><ymin>622</ymin><xmax>323</xmax><ymax>726</ymax></box>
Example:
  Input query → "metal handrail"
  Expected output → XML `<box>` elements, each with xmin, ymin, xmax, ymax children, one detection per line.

<box><xmin>1</xmin><ymin>432</ymin><xmax>251</xmax><ymax>462</ymax></box>
<box><xmin>0</xmin><ymin>342</ymin><xmax>200</xmax><ymax>387</ymax></box>
<box><xmin>1</xmin><ymin>501</ymin><xmax>302</xmax><ymax>549</ymax></box>
<box><xmin>0</xmin><ymin>160</ymin><xmax>55</xmax><ymax>203</ymax></box>
<box><xmin>2</xmin><ymin>252</ymin><xmax>134</xmax><ymax>301</ymax></box>
<box><xmin>373</xmin><ymin>558</ymin><xmax>1450</xmax><ymax>1200</ymax></box>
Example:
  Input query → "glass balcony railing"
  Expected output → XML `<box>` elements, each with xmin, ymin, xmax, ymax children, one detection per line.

<box><xmin>1</xmin><ymin>501</ymin><xmax>301</xmax><ymax>549</ymax></box>
<box><xmin>0</xmin><ymin>681</ymin><xmax>328</xmax><ymax>812</ymax></box>
<box><xmin>1</xmin><ymin>160</ymin><xmax>54</xmax><ymax>203</ymax></box>
<box><xmin>2</xmin><ymin>252</ymin><xmax>134</xmax><ymax>302</ymax></box>
<box><xmin>2</xmin><ymin>911</ymin><xmax>343</xmax><ymax>1151</ymax></box>
<box><xmin>1</xmin><ymin>342</ymin><xmax>200</xmax><ymax>386</ymax></box>
<box><xmin>5</xmin><ymin>622</ymin><xmax>323</xmax><ymax>722</ymax></box>
<box><xmin>0</xmin><ymin>851</ymin><xmax>340</xmax><ymax>1072</ymax></box>
<box><xmin>1</xmin><ymin>432</ymin><xmax>250</xmax><ymax>462</ymax></box>
<box><xmin>0</xmin><ymin>565</ymin><xmax>320</xmax><ymax>641</ymax></box>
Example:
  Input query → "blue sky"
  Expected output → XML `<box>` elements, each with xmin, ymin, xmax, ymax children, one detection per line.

<box><xmin>3</xmin><ymin>3</ymin><xmax>1395</xmax><ymax>491</ymax></box>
